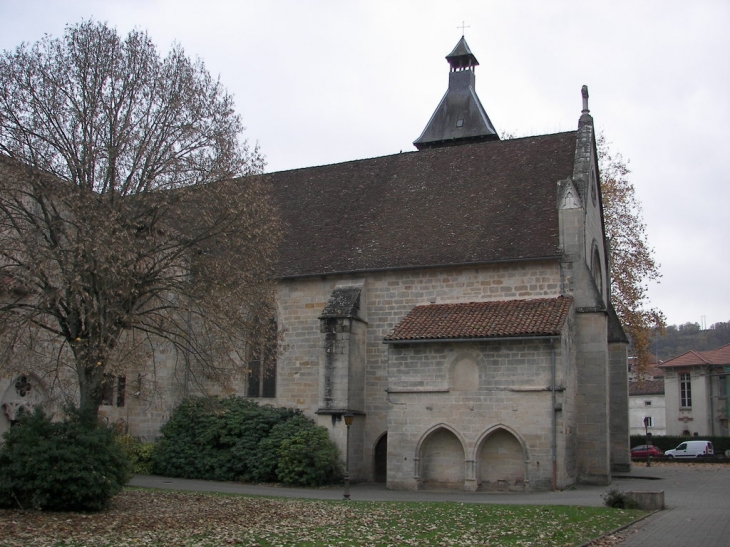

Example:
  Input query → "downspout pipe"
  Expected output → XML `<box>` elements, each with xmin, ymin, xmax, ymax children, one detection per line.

<box><xmin>551</xmin><ymin>342</ymin><xmax>557</xmax><ymax>491</ymax></box>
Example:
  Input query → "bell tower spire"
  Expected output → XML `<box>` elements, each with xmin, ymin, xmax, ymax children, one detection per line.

<box><xmin>414</xmin><ymin>36</ymin><xmax>499</xmax><ymax>150</ymax></box>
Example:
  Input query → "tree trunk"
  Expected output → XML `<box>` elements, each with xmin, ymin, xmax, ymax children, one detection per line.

<box><xmin>74</xmin><ymin>351</ymin><xmax>108</xmax><ymax>418</ymax></box>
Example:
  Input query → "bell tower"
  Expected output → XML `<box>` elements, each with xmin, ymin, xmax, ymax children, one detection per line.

<box><xmin>413</xmin><ymin>36</ymin><xmax>499</xmax><ymax>150</ymax></box>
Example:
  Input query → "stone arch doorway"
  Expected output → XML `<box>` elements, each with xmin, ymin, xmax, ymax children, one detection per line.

<box><xmin>419</xmin><ymin>426</ymin><xmax>465</xmax><ymax>490</ymax></box>
<box><xmin>477</xmin><ymin>427</ymin><xmax>526</xmax><ymax>491</ymax></box>
<box><xmin>374</xmin><ymin>432</ymin><xmax>387</xmax><ymax>483</ymax></box>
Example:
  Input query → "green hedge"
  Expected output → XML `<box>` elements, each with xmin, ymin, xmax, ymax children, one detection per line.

<box><xmin>152</xmin><ymin>397</ymin><xmax>343</xmax><ymax>486</ymax></box>
<box><xmin>0</xmin><ymin>408</ymin><xmax>131</xmax><ymax>511</ymax></box>
<box><xmin>631</xmin><ymin>435</ymin><xmax>730</xmax><ymax>454</ymax></box>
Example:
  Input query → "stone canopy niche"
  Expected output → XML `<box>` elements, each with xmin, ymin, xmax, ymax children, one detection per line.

<box><xmin>2</xmin><ymin>374</ymin><xmax>47</xmax><ymax>422</ymax></box>
<box><xmin>317</xmin><ymin>281</ymin><xmax>366</xmax><ymax>418</ymax></box>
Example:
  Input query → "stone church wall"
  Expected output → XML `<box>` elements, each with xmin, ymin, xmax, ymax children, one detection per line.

<box><xmin>275</xmin><ymin>259</ymin><xmax>564</xmax><ymax>482</ymax></box>
<box><xmin>385</xmin><ymin>338</ymin><xmax>569</xmax><ymax>491</ymax></box>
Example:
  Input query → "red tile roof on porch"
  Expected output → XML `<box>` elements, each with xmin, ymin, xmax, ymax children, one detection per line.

<box><xmin>384</xmin><ymin>296</ymin><xmax>573</xmax><ymax>342</ymax></box>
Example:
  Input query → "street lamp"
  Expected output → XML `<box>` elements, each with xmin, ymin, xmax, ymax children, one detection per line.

<box><xmin>343</xmin><ymin>411</ymin><xmax>354</xmax><ymax>500</ymax></box>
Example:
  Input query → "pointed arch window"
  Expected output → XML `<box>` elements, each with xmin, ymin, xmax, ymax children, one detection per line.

<box><xmin>591</xmin><ymin>246</ymin><xmax>603</xmax><ymax>297</ymax></box>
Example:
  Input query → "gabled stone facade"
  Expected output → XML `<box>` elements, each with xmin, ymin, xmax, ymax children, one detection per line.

<box><xmin>258</xmin><ymin>41</ymin><xmax>629</xmax><ymax>488</ymax></box>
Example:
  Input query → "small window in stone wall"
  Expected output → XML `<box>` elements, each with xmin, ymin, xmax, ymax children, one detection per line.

<box><xmin>101</xmin><ymin>375</ymin><xmax>126</xmax><ymax>407</ymax></box>
<box><xmin>247</xmin><ymin>317</ymin><xmax>278</xmax><ymax>398</ymax></box>
<box><xmin>451</xmin><ymin>357</ymin><xmax>478</xmax><ymax>391</ymax></box>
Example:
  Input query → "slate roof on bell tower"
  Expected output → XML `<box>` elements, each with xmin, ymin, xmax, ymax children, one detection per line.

<box><xmin>413</xmin><ymin>37</ymin><xmax>499</xmax><ymax>150</ymax></box>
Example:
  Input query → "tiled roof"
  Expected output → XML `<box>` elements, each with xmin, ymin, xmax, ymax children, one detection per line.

<box><xmin>264</xmin><ymin>132</ymin><xmax>577</xmax><ymax>278</ymax></box>
<box><xmin>629</xmin><ymin>379</ymin><xmax>665</xmax><ymax>396</ymax></box>
<box><xmin>384</xmin><ymin>296</ymin><xmax>573</xmax><ymax>342</ymax></box>
<box><xmin>658</xmin><ymin>344</ymin><xmax>730</xmax><ymax>368</ymax></box>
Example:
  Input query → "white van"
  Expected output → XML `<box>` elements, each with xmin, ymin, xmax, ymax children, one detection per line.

<box><xmin>664</xmin><ymin>440</ymin><xmax>714</xmax><ymax>459</ymax></box>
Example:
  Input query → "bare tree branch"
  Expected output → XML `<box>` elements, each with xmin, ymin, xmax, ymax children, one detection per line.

<box><xmin>0</xmin><ymin>21</ymin><xmax>280</xmax><ymax>415</ymax></box>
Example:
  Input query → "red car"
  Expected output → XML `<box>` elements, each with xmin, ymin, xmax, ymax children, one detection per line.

<box><xmin>630</xmin><ymin>445</ymin><xmax>664</xmax><ymax>460</ymax></box>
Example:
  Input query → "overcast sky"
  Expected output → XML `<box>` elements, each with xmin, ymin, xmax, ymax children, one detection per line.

<box><xmin>1</xmin><ymin>0</ymin><xmax>728</xmax><ymax>329</ymax></box>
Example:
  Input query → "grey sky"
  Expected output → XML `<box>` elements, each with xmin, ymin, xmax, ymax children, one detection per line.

<box><xmin>1</xmin><ymin>0</ymin><xmax>728</xmax><ymax>328</ymax></box>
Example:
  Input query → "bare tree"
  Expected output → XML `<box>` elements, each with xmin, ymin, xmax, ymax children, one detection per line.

<box><xmin>597</xmin><ymin>134</ymin><xmax>665</xmax><ymax>371</ymax></box>
<box><xmin>0</xmin><ymin>21</ymin><xmax>280</xmax><ymax>415</ymax></box>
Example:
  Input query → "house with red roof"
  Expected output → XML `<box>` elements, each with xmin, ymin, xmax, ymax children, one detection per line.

<box><xmin>659</xmin><ymin>344</ymin><xmax>730</xmax><ymax>436</ymax></box>
<box><xmin>629</xmin><ymin>378</ymin><xmax>666</xmax><ymax>436</ymax></box>
<box><xmin>629</xmin><ymin>357</ymin><xmax>666</xmax><ymax>436</ymax></box>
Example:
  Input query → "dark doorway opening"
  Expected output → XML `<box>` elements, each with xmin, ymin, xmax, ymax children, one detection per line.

<box><xmin>374</xmin><ymin>433</ymin><xmax>388</xmax><ymax>483</ymax></box>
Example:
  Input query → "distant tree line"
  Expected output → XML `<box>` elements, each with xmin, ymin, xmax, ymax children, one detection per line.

<box><xmin>651</xmin><ymin>321</ymin><xmax>730</xmax><ymax>362</ymax></box>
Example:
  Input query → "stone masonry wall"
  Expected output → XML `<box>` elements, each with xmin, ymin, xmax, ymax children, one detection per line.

<box><xmin>385</xmin><ymin>338</ymin><xmax>569</xmax><ymax>491</ymax></box>
<box><xmin>574</xmin><ymin>311</ymin><xmax>611</xmax><ymax>484</ymax></box>
<box><xmin>275</xmin><ymin>260</ymin><xmax>564</xmax><ymax>481</ymax></box>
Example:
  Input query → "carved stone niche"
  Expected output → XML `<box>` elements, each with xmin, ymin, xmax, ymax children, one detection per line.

<box><xmin>1</xmin><ymin>374</ymin><xmax>46</xmax><ymax>422</ymax></box>
<box><xmin>317</xmin><ymin>281</ymin><xmax>366</xmax><ymax>414</ymax></box>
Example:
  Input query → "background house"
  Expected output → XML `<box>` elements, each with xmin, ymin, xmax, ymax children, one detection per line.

<box><xmin>659</xmin><ymin>344</ymin><xmax>730</xmax><ymax>437</ymax></box>
<box><xmin>629</xmin><ymin>375</ymin><xmax>666</xmax><ymax>437</ymax></box>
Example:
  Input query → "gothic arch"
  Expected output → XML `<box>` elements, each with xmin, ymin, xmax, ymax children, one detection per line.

<box><xmin>449</xmin><ymin>351</ymin><xmax>480</xmax><ymax>392</ymax></box>
<box><xmin>416</xmin><ymin>424</ymin><xmax>467</xmax><ymax>490</ymax></box>
<box><xmin>475</xmin><ymin>425</ymin><xmax>528</xmax><ymax>492</ymax></box>
<box><xmin>590</xmin><ymin>241</ymin><xmax>604</xmax><ymax>299</ymax></box>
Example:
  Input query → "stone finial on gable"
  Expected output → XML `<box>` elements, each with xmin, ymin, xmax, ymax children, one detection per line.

<box><xmin>579</xmin><ymin>85</ymin><xmax>593</xmax><ymax>128</ymax></box>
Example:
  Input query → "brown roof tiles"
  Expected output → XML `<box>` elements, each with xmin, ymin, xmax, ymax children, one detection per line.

<box><xmin>384</xmin><ymin>296</ymin><xmax>573</xmax><ymax>342</ymax></box>
<box><xmin>629</xmin><ymin>379</ymin><xmax>665</xmax><ymax>396</ymax></box>
<box><xmin>264</xmin><ymin>132</ymin><xmax>577</xmax><ymax>278</ymax></box>
<box><xmin>658</xmin><ymin>344</ymin><xmax>730</xmax><ymax>367</ymax></box>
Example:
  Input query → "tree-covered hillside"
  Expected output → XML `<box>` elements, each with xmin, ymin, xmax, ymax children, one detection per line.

<box><xmin>651</xmin><ymin>321</ymin><xmax>730</xmax><ymax>362</ymax></box>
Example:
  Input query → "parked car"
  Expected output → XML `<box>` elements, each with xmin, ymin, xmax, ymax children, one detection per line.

<box><xmin>664</xmin><ymin>440</ymin><xmax>714</xmax><ymax>459</ymax></box>
<box><xmin>630</xmin><ymin>445</ymin><xmax>664</xmax><ymax>460</ymax></box>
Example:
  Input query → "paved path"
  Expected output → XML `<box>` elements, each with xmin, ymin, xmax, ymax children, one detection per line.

<box><xmin>129</xmin><ymin>463</ymin><xmax>730</xmax><ymax>546</ymax></box>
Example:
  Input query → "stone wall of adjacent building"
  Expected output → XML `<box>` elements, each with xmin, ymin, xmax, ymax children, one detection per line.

<box><xmin>629</xmin><ymin>392</ymin><xmax>666</xmax><ymax>436</ymax></box>
<box><xmin>663</xmin><ymin>366</ymin><xmax>727</xmax><ymax>437</ymax></box>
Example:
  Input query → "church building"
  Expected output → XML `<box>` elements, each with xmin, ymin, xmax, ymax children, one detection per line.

<box><xmin>0</xmin><ymin>37</ymin><xmax>630</xmax><ymax>491</ymax></box>
<box><xmin>260</xmin><ymin>36</ymin><xmax>630</xmax><ymax>490</ymax></box>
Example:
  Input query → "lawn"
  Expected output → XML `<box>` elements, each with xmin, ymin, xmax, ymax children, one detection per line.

<box><xmin>0</xmin><ymin>489</ymin><xmax>643</xmax><ymax>547</ymax></box>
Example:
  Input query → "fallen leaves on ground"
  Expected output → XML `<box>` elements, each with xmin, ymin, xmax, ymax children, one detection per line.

<box><xmin>0</xmin><ymin>489</ymin><xmax>643</xmax><ymax>547</ymax></box>
<box><xmin>1</xmin><ymin>490</ymin><xmax>338</xmax><ymax>546</ymax></box>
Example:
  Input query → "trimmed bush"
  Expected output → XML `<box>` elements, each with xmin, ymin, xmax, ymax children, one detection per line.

<box><xmin>602</xmin><ymin>488</ymin><xmax>639</xmax><ymax>509</ymax></box>
<box><xmin>257</xmin><ymin>414</ymin><xmax>343</xmax><ymax>485</ymax></box>
<box><xmin>116</xmin><ymin>434</ymin><xmax>156</xmax><ymax>474</ymax></box>
<box><xmin>152</xmin><ymin>396</ymin><xmax>342</xmax><ymax>486</ymax></box>
<box><xmin>0</xmin><ymin>408</ymin><xmax>131</xmax><ymax>512</ymax></box>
